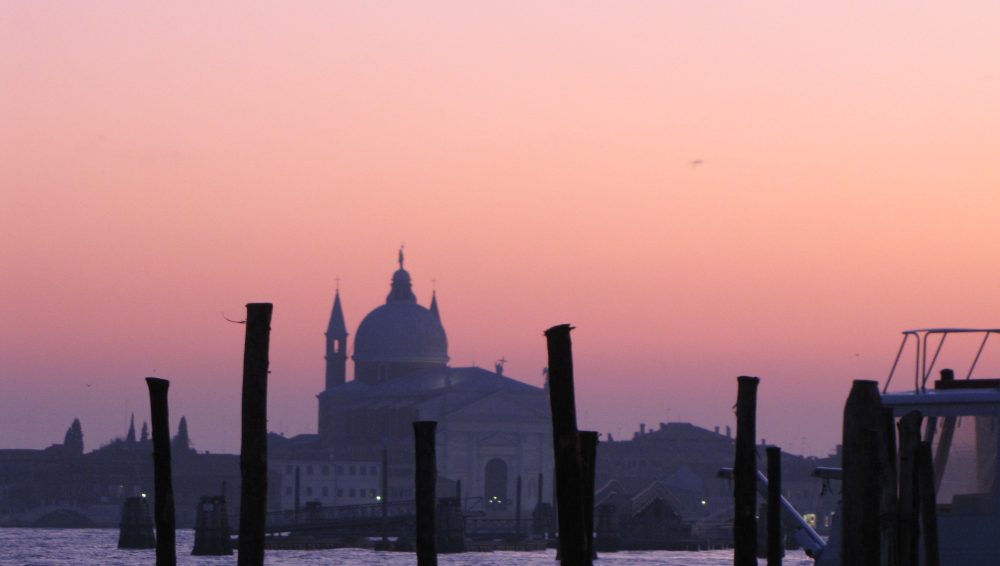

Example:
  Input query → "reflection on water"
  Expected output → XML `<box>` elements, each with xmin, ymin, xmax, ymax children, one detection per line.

<box><xmin>0</xmin><ymin>529</ymin><xmax>814</xmax><ymax>565</ymax></box>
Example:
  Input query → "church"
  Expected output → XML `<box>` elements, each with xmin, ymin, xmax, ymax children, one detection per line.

<box><xmin>315</xmin><ymin>251</ymin><xmax>554</xmax><ymax>512</ymax></box>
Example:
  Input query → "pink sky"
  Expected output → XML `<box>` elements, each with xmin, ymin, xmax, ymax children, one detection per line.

<box><xmin>2</xmin><ymin>2</ymin><xmax>999</xmax><ymax>456</ymax></box>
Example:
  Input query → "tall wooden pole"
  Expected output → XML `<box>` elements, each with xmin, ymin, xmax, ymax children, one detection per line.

<box><xmin>766</xmin><ymin>446</ymin><xmax>782</xmax><ymax>566</ymax></box>
<box><xmin>842</xmin><ymin>380</ymin><xmax>883</xmax><ymax>566</ymax></box>
<box><xmin>413</xmin><ymin>421</ymin><xmax>438</xmax><ymax>566</ymax></box>
<box><xmin>880</xmin><ymin>407</ymin><xmax>899</xmax><ymax>566</ymax></box>
<box><xmin>545</xmin><ymin>324</ymin><xmax>588</xmax><ymax>566</ymax></box>
<box><xmin>579</xmin><ymin>430</ymin><xmax>599</xmax><ymax>561</ymax></box>
<box><xmin>917</xmin><ymin>440</ymin><xmax>940</xmax><ymax>566</ymax></box>
<box><xmin>897</xmin><ymin>410</ymin><xmax>922</xmax><ymax>566</ymax></box>
<box><xmin>734</xmin><ymin>375</ymin><xmax>760</xmax><ymax>566</ymax></box>
<box><xmin>238</xmin><ymin>303</ymin><xmax>272</xmax><ymax>566</ymax></box>
<box><xmin>145</xmin><ymin>377</ymin><xmax>176</xmax><ymax>566</ymax></box>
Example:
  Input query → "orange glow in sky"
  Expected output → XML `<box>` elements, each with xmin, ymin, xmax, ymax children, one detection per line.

<box><xmin>2</xmin><ymin>2</ymin><xmax>999</xmax><ymax>456</ymax></box>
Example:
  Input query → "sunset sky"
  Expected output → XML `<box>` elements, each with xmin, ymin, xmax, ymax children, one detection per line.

<box><xmin>2</xmin><ymin>2</ymin><xmax>999</xmax><ymax>457</ymax></box>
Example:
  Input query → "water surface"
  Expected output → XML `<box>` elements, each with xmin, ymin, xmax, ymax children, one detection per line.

<box><xmin>0</xmin><ymin>529</ymin><xmax>814</xmax><ymax>565</ymax></box>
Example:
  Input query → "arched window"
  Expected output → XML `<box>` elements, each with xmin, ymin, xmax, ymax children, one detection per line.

<box><xmin>484</xmin><ymin>458</ymin><xmax>508</xmax><ymax>510</ymax></box>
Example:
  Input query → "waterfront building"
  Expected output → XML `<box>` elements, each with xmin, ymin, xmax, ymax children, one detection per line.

<box><xmin>314</xmin><ymin>251</ymin><xmax>554</xmax><ymax>513</ymax></box>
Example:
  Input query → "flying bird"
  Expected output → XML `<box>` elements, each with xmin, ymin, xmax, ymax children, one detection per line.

<box><xmin>689</xmin><ymin>159</ymin><xmax>704</xmax><ymax>168</ymax></box>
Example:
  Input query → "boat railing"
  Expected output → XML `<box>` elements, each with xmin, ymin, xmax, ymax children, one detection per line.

<box><xmin>883</xmin><ymin>328</ymin><xmax>1000</xmax><ymax>394</ymax></box>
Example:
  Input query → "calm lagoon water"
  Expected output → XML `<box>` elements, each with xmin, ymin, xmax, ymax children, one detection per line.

<box><xmin>0</xmin><ymin>529</ymin><xmax>814</xmax><ymax>565</ymax></box>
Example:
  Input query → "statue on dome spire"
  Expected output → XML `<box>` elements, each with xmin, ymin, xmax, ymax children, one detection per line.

<box><xmin>398</xmin><ymin>245</ymin><xmax>405</xmax><ymax>270</ymax></box>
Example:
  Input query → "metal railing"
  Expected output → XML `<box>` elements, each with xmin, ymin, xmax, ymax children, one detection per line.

<box><xmin>884</xmin><ymin>328</ymin><xmax>1000</xmax><ymax>393</ymax></box>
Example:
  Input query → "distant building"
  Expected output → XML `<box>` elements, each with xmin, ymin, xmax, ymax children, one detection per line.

<box><xmin>596</xmin><ymin>421</ymin><xmax>841</xmax><ymax>537</ymax></box>
<box><xmin>0</xmin><ymin>416</ymin><xmax>241</xmax><ymax>527</ymax></box>
<box><xmin>313</xmin><ymin>250</ymin><xmax>554</xmax><ymax>513</ymax></box>
<box><xmin>274</xmin><ymin>456</ymin><xmax>381</xmax><ymax>510</ymax></box>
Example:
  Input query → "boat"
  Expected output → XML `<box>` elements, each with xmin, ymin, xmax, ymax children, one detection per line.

<box><xmin>808</xmin><ymin>328</ymin><xmax>1000</xmax><ymax>565</ymax></box>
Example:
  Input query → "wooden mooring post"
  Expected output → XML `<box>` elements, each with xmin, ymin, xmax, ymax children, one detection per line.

<box><xmin>238</xmin><ymin>302</ymin><xmax>272</xmax><ymax>566</ymax></box>
<box><xmin>842</xmin><ymin>379</ymin><xmax>883</xmax><ymax>566</ymax></box>
<box><xmin>880</xmin><ymin>407</ymin><xmax>899</xmax><ymax>566</ymax></box>
<box><xmin>117</xmin><ymin>495</ymin><xmax>156</xmax><ymax>549</ymax></box>
<box><xmin>897</xmin><ymin>410</ymin><xmax>921</xmax><ymax>566</ymax></box>
<box><xmin>580</xmin><ymin>430</ymin><xmax>599</xmax><ymax>561</ymax></box>
<box><xmin>545</xmin><ymin>324</ymin><xmax>590</xmax><ymax>566</ymax></box>
<box><xmin>766</xmin><ymin>445</ymin><xmax>783</xmax><ymax>565</ymax></box>
<box><xmin>734</xmin><ymin>375</ymin><xmax>759</xmax><ymax>566</ymax></box>
<box><xmin>145</xmin><ymin>377</ymin><xmax>176</xmax><ymax>566</ymax></box>
<box><xmin>917</xmin><ymin>440</ymin><xmax>940</xmax><ymax>566</ymax></box>
<box><xmin>192</xmin><ymin>495</ymin><xmax>233</xmax><ymax>556</ymax></box>
<box><xmin>413</xmin><ymin>420</ymin><xmax>438</xmax><ymax>566</ymax></box>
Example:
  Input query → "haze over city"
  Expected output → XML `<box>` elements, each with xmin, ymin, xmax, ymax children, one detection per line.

<box><xmin>3</xmin><ymin>2</ymin><xmax>999</xmax><ymax>458</ymax></box>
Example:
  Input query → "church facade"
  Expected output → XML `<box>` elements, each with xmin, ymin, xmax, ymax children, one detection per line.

<box><xmin>315</xmin><ymin>252</ymin><xmax>554</xmax><ymax>512</ymax></box>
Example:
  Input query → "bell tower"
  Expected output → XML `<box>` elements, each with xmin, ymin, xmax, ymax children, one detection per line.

<box><xmin>325</xmin><ymin>286</ymin><xmax>348</xmax><ymax>389</ymax></box>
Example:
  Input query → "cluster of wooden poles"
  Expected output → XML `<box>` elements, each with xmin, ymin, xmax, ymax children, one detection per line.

<box><xmin>137</xmin><ymin>309</ymin><xmax>600</xmax><ymax>566</ymax></box>
<box><xmin>732</xmin><ymin>376</ymin><xmax>941</xmax><ymax>566</ymax></box>
<box><xmin>143</xmin><ymin>307</ymin><xmax>946</xmax><ymax>566</ymax></box>
<box><xmin>143</xmin><ymin>302</ymin><xmax>273</xmax><ymax>566</ymax></box>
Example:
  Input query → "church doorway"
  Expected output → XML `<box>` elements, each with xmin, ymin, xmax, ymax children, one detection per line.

<box><xmin>484</xmin><ymin>458</ymin><xmax>508</xmax><ymax>510</ymax></box>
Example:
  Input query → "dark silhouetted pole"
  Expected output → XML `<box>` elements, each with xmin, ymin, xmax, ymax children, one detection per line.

<box><xmin>580</xmin><ymin>430</ymin><xmax>599</xmax><ymax>561</ymax></box>
<box><xmin>842</xmin><ymin>380</ymin><xmax>883</xmax><ymax>566</ymax></box>
<box><xmin>118</xmin><ymin>495</ymin><xmax>156</xmax><ymax>549</ymax></box>
<box><xmin>413</xmin><ymin>421</ymin><xmax>438</xmax><ymax>566</ymax></box>
<box><xmin>545</xmin><ymin>324</ymin><xmax>588</xmax><ymax>566</ymax></box>
<box><xmin>145</xmin><ymin>377</ymin><xmax>176</xmax><ymax>566</ymax></box>
<box><xmin>897</xmin><ymin>410</ymin><xmax>921</xmax><ymax>566</ymax></box>
<box><xmin>766</xmin><ymin>446</ymin><xmax>782</xmax><ymax>566</ymax></box>
<box><xmin>880</xmin><ymin>408</ymin><xmax>899</xmax><ymax>566</ymax></box>
<box><xmin>734</xmin><ymin>375</ymin><xmax>760</xmax><ymax>566</ymax></box>
<box><xmin>917</xmin><ymin>440</ymin><xmax>940</xmax><ymax>566</ymax></box>
<box><xmin>238</xmin><ymin>302</ymin><xmax>272</xmax><ymax>566</ymax></box>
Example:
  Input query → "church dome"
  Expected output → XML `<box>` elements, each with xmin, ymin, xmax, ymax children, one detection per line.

<box><xmin>351</xmin><ymin>250</ymin><xmax>449</xmax><ymax>371</ymax></box>
<box><xmin>353</xmin><ymin>301</ymin><xmax>448</xmax><ymax>365</ymax></box>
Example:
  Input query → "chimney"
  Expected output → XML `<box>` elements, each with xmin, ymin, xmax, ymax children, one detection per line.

<box><xmin>714</xmin><ymin>426</ymin><xmax>720</xmax><ymax>435</ymax></box>
<box><xmin>726</xmin><ymin>426</ymin><xmax>732</xmax><ymax>439</ymax></box>
<box><xmin>639</xmin><ymin>423</ymin><xmax>646</xmax><ymax>435</ymax></box>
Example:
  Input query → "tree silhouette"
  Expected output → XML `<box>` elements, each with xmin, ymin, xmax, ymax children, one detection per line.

<box><xmin>173</xmin><ymin>416</ymin><xmax>192</xmax><ymax>453</ymax></box>
<box><xmin>64</xmin><ymin>418</ymin><xmax>84</xmax><ymax>455</ymax></box>
<box><xmin>126</xmin><ymin>413</ymin><xmax>137</xmax><ymax>443</ymax></box>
